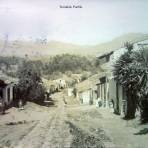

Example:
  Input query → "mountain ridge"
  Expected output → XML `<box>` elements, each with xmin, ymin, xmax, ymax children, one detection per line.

<box><xmin>0</xmin><ymin>33</ymin><xmax>148</xmax><ymax>57</ymax></box>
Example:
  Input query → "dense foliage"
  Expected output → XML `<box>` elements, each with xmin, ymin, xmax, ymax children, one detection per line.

<box><xmin>0</xmin><ymin>56</ymin><xmax>23</xmax><ymax>66</ymax></box>
<box><xmin>0</xmin><ymin>54</ymin><xmax>98</xmax><ymax>79</ymax></box>
<box><xmin>16</xmin><ymin>60</ymin><xmax>45</xmax><ymax>104</ymax></box>
<box><xmin>43</xmin><ymin>54</ymin><xmax>96</xmax><ymax>75</ymax></box>
<box><xmin>113</xmin><ymin>42</ymin><xmax>148</xmax><ymax>122</ymax></box>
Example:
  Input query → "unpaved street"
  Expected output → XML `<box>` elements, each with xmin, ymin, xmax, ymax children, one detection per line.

<box><xmin>15</xmin><ymin>93</ymin><xmax>73</xmax><ymax>148</ymax></box>
<box><xmin>0</xmin><ymin>92</ymin><xmax>73</xmax><ymax>148</ymax></box>
<box><xmin>0</xmin><ymin>92</ymin><xmax>107</xmax><ymax>148</ymax></box>
<box><xmin>0</xmin><ymin>91</ymin><xmax>148</xmax><ymax>148</ymax></box>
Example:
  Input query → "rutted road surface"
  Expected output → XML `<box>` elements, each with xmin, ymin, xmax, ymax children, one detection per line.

<box><xmin>15</xmin><ymin>93</ymin><xmax>73</xmax><ymax>148</ymax></box>
<box><xmin>0</xmin><ymin>92</ymin><xmax>107</xmax><ymax>148</ymax></box>
<box><xmin>1</xmin><ymin>91</ymin><xmax>147</xmax><ymax>148</ymax></box>
<box><xmin>0</xmin><ymin>92</ymin><xmax>148</xmax><ymax>148</ymax></box>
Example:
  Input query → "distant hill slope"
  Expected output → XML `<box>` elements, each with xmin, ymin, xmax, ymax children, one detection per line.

<box><xmin>0</xmin><ymin>40</ymin><xmax>89</xmax><ymax>57</ymax></box>
<box><xmin>93</xmin><ymin>33</ymin><xmax>148</xmax><ymax>55</ymax></box>
<box><xmin>0</xmin><ymin>33</ymin><xmax>148</xmax><ymax>57</ymax></box>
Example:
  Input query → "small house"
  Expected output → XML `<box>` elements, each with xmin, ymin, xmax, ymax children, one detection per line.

<box><xmin>76</xmin><ymin>74</ymin><xmax>98</xmax><ymax>105</ymax></box>
<box><xmin>79</xmin><ymin>89</ymin><xmax>93</xmax><ymax>105</ymax></box>
<box><xmin>0</xmin><ymin>79</ymin><xmax>14</xmax><ymax>107</ymax></box>
<box><xmin>55</xmin><ymin>79</ymin><xmax>67</xmax><ymax>89</ymax></box>
<box><xmin>96</xmin><ymin>51</ymin><xmax>114</xmax><ymax>72</ymax></box>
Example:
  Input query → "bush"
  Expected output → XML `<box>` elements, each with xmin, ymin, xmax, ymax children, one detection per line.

<box><xmin>16</xmin><ymin>60</ymin><xmax>45</xmax><ymax>104</ymax></box>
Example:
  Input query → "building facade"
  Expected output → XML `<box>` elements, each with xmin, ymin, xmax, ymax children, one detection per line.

<box><xmin>96</xmin><ymin>39</ymin><xmax>148</xmax><ymax>115</ymax></box>
<box><xmin>79</xmin><ymin>88</ymin><xmax>97</xmax><ymax>105</ymax></box>
<box><xmin>0</xmin><ymin>79</ymin><xmax>14</xmax><ymax>109</ymax></box>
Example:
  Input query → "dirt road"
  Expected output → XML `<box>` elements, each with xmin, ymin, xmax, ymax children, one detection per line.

<box><xmin>12</xmin><ymin>93</ymin><xmax>72</xmax><ymax>148</ymax></box>
<box><xmin>0</xmin><ymin>92</ymin><xmax>72</xmax><ymax>148</ymax></box>
<box><xmin>0</xmin><ymin>92</ymin><xmax>107</xmax><ymax>148</ymax></box>
<box><xmin>0</xmin><ymin>91</ymin><xmax>147</xmax><ymax>148</ymax></box>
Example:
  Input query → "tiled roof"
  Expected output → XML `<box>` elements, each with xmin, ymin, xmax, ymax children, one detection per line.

<box><xmin>76</xmin><ymin>73</ymin><xmax>106</xmax><ymax>92</ymax></box>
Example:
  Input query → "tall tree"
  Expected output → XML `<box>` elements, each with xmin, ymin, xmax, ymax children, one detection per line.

<box><xmin>113</xmin><ymin>42</ymin><xmax>148</xmax><ymax>120</ymax></box>
<box><xmin>132</xmin><ymin>49</ymin><xmax>148</xmax><ymax>122</ymax></box>
<box><xmin>17</xmin><ymin>60</ymin><xmax>45</xmax><ymax>104</ymax></box>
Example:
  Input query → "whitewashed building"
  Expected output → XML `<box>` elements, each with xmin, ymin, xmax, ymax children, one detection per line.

<box><xmin>96</xmin><ymin>39</ymin><xmax>148</xmax><ymax>115</ymax></box>
<box><xmin>79</xmin><ymin>88</ymin><xmax>97</xmax><ymax>105</ymax></box>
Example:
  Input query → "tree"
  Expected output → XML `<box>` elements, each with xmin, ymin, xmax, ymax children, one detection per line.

<box><xmin>16</xmin><ymin>60</ymin><xmax>45</xmax><ymax>104</ymax></box>
<box><xmin>113</xmin><ymin>44</ymin><xmax>136</xmax><ymax>119</ymax></box>
<box><xmin>43</xmin><ymin>54</ymin><xmax>96</xmax><ymax>76</ymax></box>
<box><xmin>113</xmin><ymin>42</ymin><xmax>148</xmax><ymax>121</ymax></box>
<box><xmin>132</xmin><ymin>49</ymin><xmax>148</xmax><ymax>122</ymax></box>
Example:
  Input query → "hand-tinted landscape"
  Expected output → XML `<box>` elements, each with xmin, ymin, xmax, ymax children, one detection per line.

<box><xmin>0</xmin><ymin>0</ymin><xmax>148</xmax><ymax>148</ymax></box>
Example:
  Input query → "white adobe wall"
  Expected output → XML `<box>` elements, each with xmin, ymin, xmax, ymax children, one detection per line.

<box><xmin>81</xmin><ymin>90</ymin><xmax>91</xmax><ymax>105</ymax></box>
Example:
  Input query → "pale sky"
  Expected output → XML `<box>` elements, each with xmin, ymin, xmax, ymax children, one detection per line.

<box><xmin>0</xmin><ymin>0</ymin><xmax>148</xmax><ymax>45</ymax></box>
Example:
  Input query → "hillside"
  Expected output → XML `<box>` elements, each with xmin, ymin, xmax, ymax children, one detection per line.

<box><xmin>93</xmin><ymin>33</ymin><xmax>148</xmax><ymax>55</ymax></box>
<box><xmin>0</xmin><ymin>33</ymin><xmax>148</xmax><ymax>57</ymax></box>
<box><xmin>0</xmin><ymin>40</ymin><xmax>89</xmax><ymax>57</ymax></box>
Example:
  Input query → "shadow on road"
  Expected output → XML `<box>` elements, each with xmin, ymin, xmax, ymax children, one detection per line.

<box><xmin>134</xmin><ymin>128</ymin><xmax>148</xmax><ymax>135</ymax></box>
<box><xmin>0</xmin><ymin>111</ymin><xmax>9</xmax><ymax>115</ymax></box>
<box><xmin>65</xmin><ymin>121</ymin><xmax>105</xmax><ymax>148</ymax></box>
